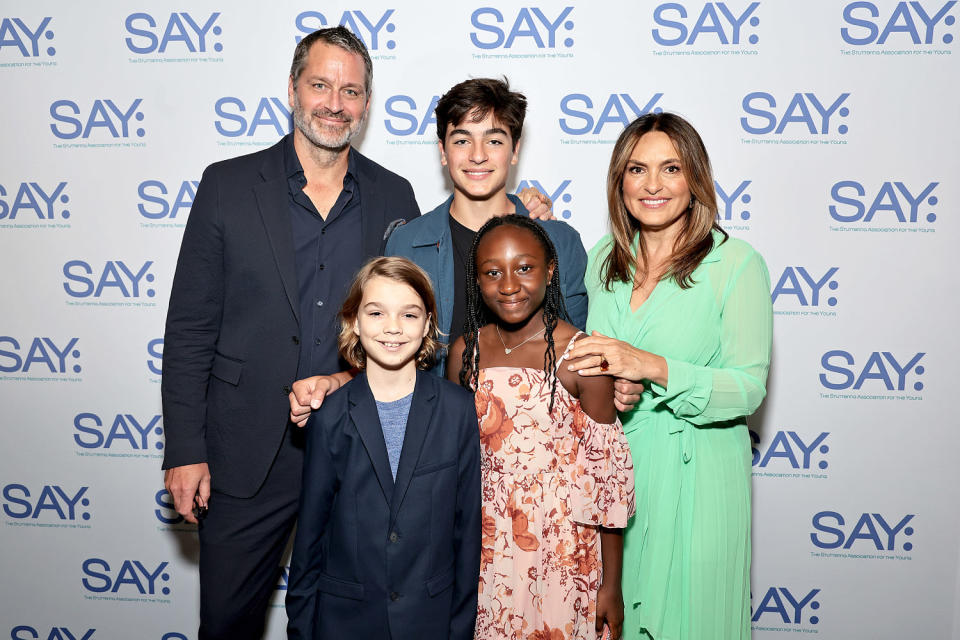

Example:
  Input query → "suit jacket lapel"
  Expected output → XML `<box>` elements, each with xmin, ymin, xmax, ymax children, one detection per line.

<box><xmin>354</xmin><ymin>149</ymin><xmax>388</xmax><ymax>260</ymax></box>
<box><xmin>348</xmin><ymin>373</ymin><xmax>394</xmax><ymax>503</ymax></box>
<box><xmin>389</xmin><ymin>371</ymin><xmax>435</xmax><ymax>526</ymax></box>
<box><xmin>254</xmin><ymin>141</ymin><xmax>300</xmax><ymax>325</ymax></box>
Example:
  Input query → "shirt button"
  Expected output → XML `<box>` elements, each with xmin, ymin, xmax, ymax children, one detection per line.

<box><xmin>291</xmin><ymin>336</ymin><xmax>300</xmax><ymax>344</ymax></box>
<box><xmin>282</xmin><ymin>385</ymin><xmax>291</xmax><ymax>395</ymax></box>
<box><xmin>389</xmin><ymin>532</ymin><xmax>399</xmax><ymax>543</ymax></box>
<box><xmin>318</xmin><ymin>263</ymin><xmax>325</xmax><ymax>271</ymax></box>
<box><xmin>316</xmin><ymin>299</ymin><xmax>324</xmax><ymax>307</ymax></box>
<box><xmin>390</xmin><ymin>592</ymin><xmax>400</xmax><ymax>602</ymax></box>
<box><xmin>315</xmin><ymin>338</ymin><xmax>322</xmax><ymax>346</ymax></box>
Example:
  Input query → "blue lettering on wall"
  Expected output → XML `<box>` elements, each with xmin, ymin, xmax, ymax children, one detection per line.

<box><xmin>214</xmin><ymin>97</ymin><xmax>291</xmax><ymax>138</ymax></box>
<box><xmin>382</xmin><ymin>95</ymin><xmax>439</xmax><ymax>136</ymax></box>
<box><xmin>652</xmin><ymin>2</ymin><xmax>761</xmax><ymax>45</ymax></box>
<box><xmin>0</xmin><ymin>17</ymin><xmax>56</xmax><ymax>57</ymax></box>
<box><xmin>81</xmin><ymin>559</ymin><xmax>172</xmax><ymax>595</ymax></box>
<box><xmin>0</xmin><ymin>182</ymin><xmax>70</xmax><ymax>220</ymax></box>
<box><xmin>829</xmin><ymin>181</ymin><xmax>939</xmax><ymax>223</ymax></box>
<box><xmin>841</xmin><ymin>1</ymin><xmax>956</xmax><ymax>45</ymax></box>
<box><xmin>810</xmin><ymin>512</ymin><xmax>915</xmax><ymax>550</ymax></box>
<box><xmin>740</xmin><ymin>92</ymin><xmax>850</xmax><ymax>135</ymax></box>
<box><xmin>62</xmin><ymin>261</ymin><xmax>157</xmax><ymax>298</ymax></box>
<box><xmin>74</xmin><ymin>413</ymin><xmax>163</xmax><ymax>451</ymax></box>
<box><xmin>124</xmin><ymin>12</ymin><xmax>222</xmax><ymax>54</ymax></box>
<box><xmin>559</xmin><ymin>93</ymin><xmax>664</xmax><ymax>135</ymax></box>
<box><xmin>138</xmin><ymin>180</ymin><xmax>198</xmax><ymax>219</ymax></box>
<box><xmin>819</xmin><ymin>350</ymin><xmax>925</xmax><ymax>391</ymax></box>
<box><xmin>470</xmin><ymin>7</ymin><xmax>575</xmax><ymax>49</ymax></box>
<box><xmin>49</xmin><ymin>100</ymin><xmax>145</xmax><ymax>139</ymax></box>
<box><xmin>0</xmin><ymin>337</ymin><xmax>81</xmax><ymax>374</ymax></box>
<box><xmin>2</xmin><ymin>484</ymin><xmax>90</xmax><ymax>521</ymax></box>
<box><xmin>294</xmin><ymin>10</ymin><xmax>397</xmax><ymax>50</ymax></box>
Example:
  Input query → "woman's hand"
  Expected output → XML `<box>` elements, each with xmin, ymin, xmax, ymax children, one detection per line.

<box><xmin>566</xmin><ymin>331</ymin><xmax>668</xmax><ymax>388</ymax></box>
<box><xmin>613</xmin><ymin>378</ymin><xmax>645</xmax><ymax>412</ymax></box>
<box><xmin>595</xmin><ymin>581</ymin><xmax>624</xmax><ymax>640</ymax></box>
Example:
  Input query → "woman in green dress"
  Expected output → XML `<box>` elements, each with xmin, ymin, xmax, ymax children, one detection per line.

<box><xmin>565</xmin><ymin>113</ymin><xmax>772</xmax><ymax>639</ymax></box>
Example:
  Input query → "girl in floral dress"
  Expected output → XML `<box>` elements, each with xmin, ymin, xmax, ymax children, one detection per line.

<box><xmin>446</xmin><ymin>215</ymin><xmax>635</xmax><ymax>640</ymax></box>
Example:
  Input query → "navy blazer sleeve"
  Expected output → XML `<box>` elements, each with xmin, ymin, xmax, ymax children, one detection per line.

<box><xmin>160</xmin><ymin>163</ymin><xmax>224</xmax><ymax>468</ymax></box>
<box><xmin>286</xmin><ymin>410</ymin><xmax>339</xmax><ymax>640</ymax></box>
<box><xmin>451</xmin><ymin>392</ymin><xmax>482</xmax><ymax>640</ymax></box>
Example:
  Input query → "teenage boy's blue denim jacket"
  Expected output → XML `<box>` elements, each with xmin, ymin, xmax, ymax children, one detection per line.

<box><xmin>385</xmin><ymin>194</ymin><xmax>588</xmax><ymax>378</ymax></box>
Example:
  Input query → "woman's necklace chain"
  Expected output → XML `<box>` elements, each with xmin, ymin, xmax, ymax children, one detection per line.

<box><xmin>495</xmin><ymin>325</ymin><xmax>545</xmax><ymax>355</ymax></box>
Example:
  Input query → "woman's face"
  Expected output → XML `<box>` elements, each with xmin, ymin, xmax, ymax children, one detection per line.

<box><xmin>475</xmin><ymin>225</ymin><xmax>554</xmax><ymax>328</ymax></box>
<box><xmin>621</xmin><ymin>131</ymin><xmax>692</xmax><ymax>234</ymax></box>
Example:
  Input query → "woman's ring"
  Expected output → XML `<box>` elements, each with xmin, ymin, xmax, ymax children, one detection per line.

<box><xmin>599</xmin><ymin>357</ymin><xmax>610</xmax><ymax>372</ymax></box>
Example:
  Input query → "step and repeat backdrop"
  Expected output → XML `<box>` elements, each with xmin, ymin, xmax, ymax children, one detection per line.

<box><xmin>1</xmin><ymin>1</ymin><xmax>958</xmax><ymax>639</ymax></box>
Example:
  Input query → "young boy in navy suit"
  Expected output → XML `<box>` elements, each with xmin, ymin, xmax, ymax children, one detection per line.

<box><xmin>286</xmin><ymin>256</ymin><xmax>481</xmax><ymax>640</ymax></box>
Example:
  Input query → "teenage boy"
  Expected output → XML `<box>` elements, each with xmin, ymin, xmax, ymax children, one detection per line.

<box><xmin>385</xmin><ymin>78</ymin><xmax>588</xmax><ymax>377</ymax></box>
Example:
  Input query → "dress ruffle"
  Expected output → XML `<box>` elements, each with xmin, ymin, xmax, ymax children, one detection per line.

<box><xmin>568</xmin><ymin>406</ymin><xmax>635</xmax><ymax>529</ymax></box>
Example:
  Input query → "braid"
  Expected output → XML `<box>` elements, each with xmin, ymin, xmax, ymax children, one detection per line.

<box><xmin>461</xmin><ymin>215</ymin><xmax>569</xmax><ymax>413</ymax></box>
<box><xmin>460</xmin><ymin>227</ymin><xmax>486</xmax><ymax>392</ymax></box>
<box><xmin>541</xmin><ymin>258</ymin><xmax>565</xmax><ymax>414</ymax></box>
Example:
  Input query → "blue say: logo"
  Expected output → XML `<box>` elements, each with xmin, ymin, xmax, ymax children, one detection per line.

<box><xmin>811</xmin><ymin>512</ymin><xmax>915</xmax><ymax>551</ymax></box>
<box><xmin>62</xmin><ymin>260</ymin><xmax>157</xmax><ymax>298</ymax></box>
<box><xmin>124</xmin><ymin>12</ymin><xmax>222</xmax><ymax>54</ymax></box>
<box><xmin>841</xmin><ymin>1</ymin><xmax>956</xmax><ymax>45</ymax></box>
<box><xmin>214</xmin><ymin>97</ymin><xmax>291</xmax><ymax>138</ymax></box>
<box><xmin>0</xmin><ymin>337</ymin><xmax>80</xmax><ymax>374</ymax></box>
<box><xmin>740</xmin><ymin>92</ymin><xmax>850</xmax><ymax>135</ymax></box>
<box><xmin>3</xmin><ymin>484</ymin><xmax>90</xmax><ymax>521</ymax></box>
<box><xmin>0</xmin><ymin>182</ymin><xmax>70</xmax><ymax>220</ymax></box>
<box><xmin>49</xmin><ymin>100</ymin><xmax>145</xmax><ymax>140</ymax></box>
<box><xmin>559</xmin><ymin>93</ymin><xmax>664</xmax><ymax>136</ymax></box>
<box><xmin>470</xmin><ymin>7</ymin><xmax>575</xmax><ymax>49</ymax></box>
<box><xmin>652</xmin><ymin>2</ymin><xmax>760</xmax><ymax>45</ymax></box>
<box><xmin>0</xmin><ymin>17</ymin><xmax>55</xmax><ymax>57</ymax></box>
<box><xmin>820</xmin><ymin>351</ymin><xmax>925</xmax><ymax>391</ymax></box>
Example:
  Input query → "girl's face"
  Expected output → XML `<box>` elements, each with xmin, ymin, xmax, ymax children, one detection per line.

<box><xmin>353</xmin><ymin>275</ymin><xmax>430</xmax><ymax>373</ymax></box>
<box><xmin>475</xmin><ymin>225</ymin><xmax>555</xmax><ymax>327</ymax></box>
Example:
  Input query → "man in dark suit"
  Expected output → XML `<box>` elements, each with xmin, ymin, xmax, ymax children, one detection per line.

<box><xmin>161</xmin><ymin>27</ymin><xmax>420</xmax><ymax>639</ymax></box>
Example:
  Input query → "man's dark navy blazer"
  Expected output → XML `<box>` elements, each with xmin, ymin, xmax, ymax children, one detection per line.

<box><xmin>160</xmin><ymin>136</ymin><xmax>420</xmax><ymax>497</ymax></box>
<box><xmin>287</xmin><ymin>370</ymin><xmax>481</xmax><ymax>640</ymax></box>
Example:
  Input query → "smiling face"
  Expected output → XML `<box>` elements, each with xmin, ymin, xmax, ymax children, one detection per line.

<box><xmin>353</xmin><ymin>276</ymin><xmax>430</xmax><ymax>374</ymax></box>
<box><xmin>475</xmin><ymin>224</ymin><xmax>555</xmax><ymax>328</ymax></box>
<box><xmin>289</xmin><ymin>42</ymin><xmax>369</xmax><ymax>151</ymax></box>
<box><xmin>621</xmin><ymin>130</ymin><xmax>692</xmax><ymax>235</ymax></box>
<box><xmin>440</xmin><ymin>109</ymin><xmax>519</xmax><ymax>202</ymax></box>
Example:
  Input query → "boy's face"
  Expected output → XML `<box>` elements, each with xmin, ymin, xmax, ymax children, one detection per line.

<box><xmin>439</xmin><ymin>109</ymin><xmax>519</xmax><ymax>202</ymax></box>
<box><xmin>353</xmin><ymin>276</ymin><xmax>430</xmax><ymax>374</ymax></box>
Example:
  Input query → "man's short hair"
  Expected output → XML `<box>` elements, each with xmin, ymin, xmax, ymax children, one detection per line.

<box><xmin>289</xmin><ymin>26</ymin><xmax>373</xmax><ymax>96</ymax></box>
<box><xmin>435</xmin><ymin>78</ymin><xmax>526</xmax><ymax>148</ymax></box>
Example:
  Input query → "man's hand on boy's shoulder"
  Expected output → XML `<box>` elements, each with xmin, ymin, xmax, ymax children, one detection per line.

<box><xmin>288</xmin><ymin>371</ymin><xmax>354</xmax><ymax>426</ymax></box>
<box><xmin>517</xmin><ymin>187</ymin><xmax>555</xmax><ymax>220</ymax></box>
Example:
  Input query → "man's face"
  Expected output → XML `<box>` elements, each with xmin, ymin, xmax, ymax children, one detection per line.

<box><xmin>439</xmin><ymin>110</ymin><xmax>519</xmax><ymax>202</ymax></box>
<box><xmin>288</xmin><ymin>42</ymin><xmax>369</xmax><ymax>151</ymax></box>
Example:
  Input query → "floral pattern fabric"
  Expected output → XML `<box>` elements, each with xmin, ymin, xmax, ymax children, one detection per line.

<box><xmin>473</xmin><ymin>336</ymin><xmax>635</xmax><ymax>640</ymax></box>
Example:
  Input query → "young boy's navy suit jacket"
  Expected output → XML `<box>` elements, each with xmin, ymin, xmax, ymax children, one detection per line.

<box><xmin>286</xmin><ymin>369</ymin><xmax>481</xmax><ymax>640</ymax></box>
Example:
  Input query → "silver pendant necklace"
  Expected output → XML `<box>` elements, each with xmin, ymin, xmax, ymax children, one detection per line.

<box><xmin>495</xmin><ymin>325</ymin><xmax>545</xmax><ymax>355</ymax></box>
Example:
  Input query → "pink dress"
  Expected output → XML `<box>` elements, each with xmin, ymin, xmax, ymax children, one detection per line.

<box><xmin>473</xmin><ymin>333</ymin><xmax>635</xmax><ymax>640</ymax></box>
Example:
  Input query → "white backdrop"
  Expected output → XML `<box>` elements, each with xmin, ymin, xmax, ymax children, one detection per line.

<box><xmin>1</xmin><ymin>2</ymin><xmax>958</xmax><ymax>639</ymax></box>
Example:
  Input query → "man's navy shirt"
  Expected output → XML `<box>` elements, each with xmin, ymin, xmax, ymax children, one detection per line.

<box><xmin>284</xmin><ymin>135</ymin><xmax>363</xmax><ymax>378</ymax></box>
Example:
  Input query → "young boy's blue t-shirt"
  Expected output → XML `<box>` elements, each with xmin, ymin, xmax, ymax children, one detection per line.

<box><xmin>375</xmin><ymin>392</ymin><xmax>413</xmax><ymax>480</ymax></box>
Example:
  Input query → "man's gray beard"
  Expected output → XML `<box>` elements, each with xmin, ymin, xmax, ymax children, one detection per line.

<box><xmin>292</xmin><ymin>96</ymin><xmax>366</xmax><ymax>153</ymax></box>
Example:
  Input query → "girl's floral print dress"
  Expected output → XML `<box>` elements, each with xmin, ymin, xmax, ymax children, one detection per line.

<box><xmin>473</xmin><ymin>333</ymin><xmax>635</xmax><ymax>640</ymax></box>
